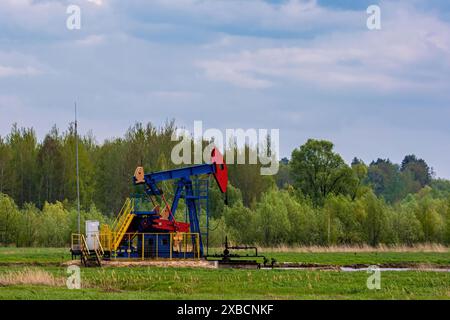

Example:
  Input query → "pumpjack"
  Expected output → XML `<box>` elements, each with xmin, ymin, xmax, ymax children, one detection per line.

<box><xmin>125</xmin><ymin>147</ymin><xmax>228</xmax><ymax>258</ymax></box>
<box><xmin>71</xmin><ymin>147</ymin><xmax>268</xmax><ymax>267</ymax></box>
<box><xmin>71</xmin><ymin>147</ymin><xmax>228</xmax><ymax>264</ymax></box>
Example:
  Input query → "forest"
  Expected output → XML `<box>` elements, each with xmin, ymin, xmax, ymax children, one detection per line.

<box><xmin>1</xmin><ymin>121</ymin><xmax>450</xmax><ymax>247</ymax></box>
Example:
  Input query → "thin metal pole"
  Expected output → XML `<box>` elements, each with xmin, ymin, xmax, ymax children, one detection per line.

<box><xmin>75</xmin><ymin>102</ymin><xmax>81</xmax><ymax>235</ymax></box>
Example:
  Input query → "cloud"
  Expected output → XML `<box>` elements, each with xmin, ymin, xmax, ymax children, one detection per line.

<box><xmin>113</xmin><ymin>0</ymin><xmax>363</xmax><ymax>42</ymax></box>
<box><xmin>74</xmin><ymin>34</ymin><xmax>105</xmax><ymax>46</ymax></box>
<box><xmin>0</xmin><ymin>0</ymin><xmax>113</xmax><ymax>43</ymax></box>
<box><xmin>0</xmin><ymin>51</ymin><xmax>45</xmax><ymax>78</ymax></box>
<box><xmin>0</xmin><ymin>94</ymin><xmax>23</xmax><ymax>109</ymax></box>
<box><xmin>146</xmin><ymin>90</ymin><xmax>201</xmax><ymax>100</ymax></box>
<box><xmin>0</xmin><ymin>0</ymin><xmax>450</xmax><ymax>178</ymax></box>
<box><xmin>197</xmin><ymin>59</ymin><xmax>273</xmax><ymax>89</ymax></box>
<box><xmin>197</xmin><ymin>2</ymin><xmax>450</xmax><ymax>91</ymax></box>
<box><xmin>87</xmin><ymin>0</ymin><xmax>105</xmax><ymax>6</ymax></box>
<box><xmin>0</xmin><ymin>0</ymin><xmax>65</xmax><ymax>32</ymax></box>
<box><xmin>0</xmin><ymin>65</ymin><xmax>40</xmax><ymax>77</ymax></box>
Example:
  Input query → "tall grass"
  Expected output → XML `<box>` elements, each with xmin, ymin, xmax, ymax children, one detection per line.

<box><xmin>0</xmin><ymin>268</ymin><xmax>64</xmax><ymax>286</ymax></box>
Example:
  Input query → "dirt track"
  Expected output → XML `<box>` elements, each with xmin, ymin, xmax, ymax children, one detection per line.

<box><xmin>62</xmin><ymin>259</ymin><xmax>218</xmax><ymax>269</ymax></box>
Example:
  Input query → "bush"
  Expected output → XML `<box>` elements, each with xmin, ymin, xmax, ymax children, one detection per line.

<box><xmin>0</xmin><ymin>193</ymin><xmax>20</xmax><ymax>245</ymax></box>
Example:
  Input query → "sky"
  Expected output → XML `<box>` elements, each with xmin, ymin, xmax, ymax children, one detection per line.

<box><xmin>1</xmin><ymin>0</ymin><xmax>450</xmax><ymax>177</ymax></box>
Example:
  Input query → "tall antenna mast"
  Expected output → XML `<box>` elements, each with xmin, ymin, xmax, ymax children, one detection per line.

<box><xmin>75</xmin><ymin>102</ymin><xmax>81</xmax><ymax>235</ymax></box>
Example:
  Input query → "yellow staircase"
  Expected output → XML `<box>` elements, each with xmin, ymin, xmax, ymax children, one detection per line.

<box><xmin>80</xmin><ymin>234</ymin><xmax>103</xmax><ymax>267</ymax></box>
<box><xmin>110</xmin><ymin>198</ymin><xmax>135</xmax><ymax>251</ymax></box>
<box><xmin>80</xmin><ymin>234</ymin><xmax>90</xmax><ymax>265</ymax></box>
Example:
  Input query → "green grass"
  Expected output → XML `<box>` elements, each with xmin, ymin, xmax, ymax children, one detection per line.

<box><xmin>0</xmin><ymin>266</ymin><xmax>449</xmax><ymax>300</ymax></box>
<box><xmin>0</xmin><ymin>248</ymin><xmax>449</xmax><ymax>300</ymax></box>
<box><xmin>0</xmin><ymin>247</ymin><xmax>70</xmax><ymax>264</ymax></box>
<box><xmin>1</xmin><ymin>247</ymin><xmax>448</xmax><ymax>266</ymax></box>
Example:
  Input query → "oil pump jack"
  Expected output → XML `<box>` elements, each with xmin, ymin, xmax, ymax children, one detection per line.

<box><xmin>72</xmin><ymin>147</ymin><xmax>268</xmax><ymax>267</ymax></box>
<box><xmin>125</xmin><ymin>147</ymin><xmax>228</xmax><ymax>258</ymax></box>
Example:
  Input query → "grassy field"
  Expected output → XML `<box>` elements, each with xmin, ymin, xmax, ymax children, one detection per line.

<box><xmin>2</xmin><ymin>247</ymin><xmax>449</xmax><ymax>267</ymax></box>
<box><xmin>0</xmin><ymin>247</ymin><xmax>449</xmax><ymax>300</ymax></box>
<box><xmin>0</xmin><ymin>248</ymin><xmax>68</xmax><ymax>264</ymax></box>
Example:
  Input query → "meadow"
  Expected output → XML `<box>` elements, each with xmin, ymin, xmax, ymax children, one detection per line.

<box><xmin>0</xmin><ymin>247</ymin><xmax>449</xmax><ymax>300</ymax></box>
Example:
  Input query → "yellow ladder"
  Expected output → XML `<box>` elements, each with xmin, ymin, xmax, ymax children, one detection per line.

<box><xmin>80</xmin><ymin>234</ymin><xmax>90</xmax><ymax>265</ymax></box>
<box><xmin>80</xmin><ymin>234</ymin><xmax>103</xmax><ymax>267</ymax></box>
<box><xmin>111</xmin><ymin>198</ymin><xmax>135</xmax><ymax>251</ymax></box>
<box><xmin>93</xmin><ymin>234</ymin><xmax>104</xmax><ymax>266</ymax></box>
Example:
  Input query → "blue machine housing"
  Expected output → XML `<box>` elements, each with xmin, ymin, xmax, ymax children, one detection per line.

<box><xmin>115</xmin><ymin>233</ymin><xmax>198</xmax><ymax>259</ymax></box>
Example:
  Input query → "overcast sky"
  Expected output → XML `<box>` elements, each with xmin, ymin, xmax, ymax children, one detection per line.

<box><xmin>1</xmin><ymin>0</ymin><xmax>450</xmax><ymax>177</ymax></box>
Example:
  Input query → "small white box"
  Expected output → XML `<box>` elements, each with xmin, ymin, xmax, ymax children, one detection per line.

<box><xmin>85</xmin><ymin>220</ymin><xmax>99</xmax><ymax>250</ymax></box>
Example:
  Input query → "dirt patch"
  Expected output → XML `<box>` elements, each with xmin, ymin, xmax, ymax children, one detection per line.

<box><xmin>62</xmin><ymin>259</ymin><xmax>217</xmax><ymax>268</ymax></box>
<box><xmin>61</xmin><ymin>260</ymin><xmax>81</xmax><ymax>267</ymax></box>
<box><xmin>101</xmin><ymin>259</ymin><xmax>218</xmax><ymax>269</ymax></box>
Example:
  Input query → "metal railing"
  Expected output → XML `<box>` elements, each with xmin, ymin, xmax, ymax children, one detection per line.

<box><xmin>94</xmin><ymin>233</ymin><xmax>105</xmax><ymax>256</ymax></box>
<box><xmin>71</xmin><ymin>233</ymin><xmax>82</xmax><ymax>252</ymax></box>
<box><xmin>111</xmin><ymin>198</ymin><xmax>133</xmax><ymax>233</ymax></box>
<box><xmin>71</xmin><ymin>233</ymin><xmax>103</xmax><ymax>266</ymax></box>
<box><xmin>98</xmin><ymin>232</ymin><xmax>201</xmax><ymax>260</ymax></box>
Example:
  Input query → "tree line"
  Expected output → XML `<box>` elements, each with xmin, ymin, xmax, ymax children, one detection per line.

<box><xmin>0</xmin><ymin>123</ymin><xmax>450</xmax><ymax>247</ymax></box>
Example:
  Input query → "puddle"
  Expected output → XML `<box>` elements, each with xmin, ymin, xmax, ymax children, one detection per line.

<box><xmin>340</xmin><ymin>267</ymin><xmax>450</xmax><ymax>272</ymax></box>
<box><xmin>261</xmin><ymin>264</ymin><xmax>450</xmax><ymax>272</ymax></box>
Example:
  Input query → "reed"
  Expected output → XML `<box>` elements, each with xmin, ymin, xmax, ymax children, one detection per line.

<box><xmin>0</xmin><ymin>268</ymin><xmax>64</xmax><ymax>286</ymax></box>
